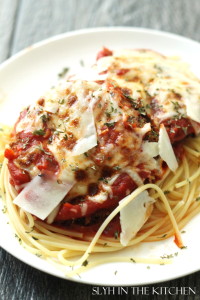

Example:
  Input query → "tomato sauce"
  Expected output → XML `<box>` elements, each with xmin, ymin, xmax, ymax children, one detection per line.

<box><xmin>116</xmin><ymin>68</ymin><xmax>130</xmax><ymax>76</ymax></box>
<box><xmin>96</xmin><ymin>47</ymin><xmax>113</xmax><ymax>60</ymax></box>
<box><xmin>163</xmin><ymin>118</ymin><xmax>195</xmax><ymax>144</ymax></box>
<box><xmin>5</xmin><ymin>122</ymin><xmax>59</xmax><ymax>186</ymax></box>
<box><xmin>58</xmin><ymin>215</ymin><xmax>121</xmax><ymax>238</ymax></box>
<box><xmin>55</xmin><ymin>173</ymin><xmax>137</xmax><ymax>222</ymax></box>
<box><xmin>7</xmin><ymin>161</ymin><xmax>30</xmax><ymax>185</ymax></box>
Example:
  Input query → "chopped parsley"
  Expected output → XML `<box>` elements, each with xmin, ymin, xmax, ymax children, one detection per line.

<box><xmin>40</xmin><ymin>114</ymin><xmax>49</xmax><ymax>123</ymax></box>
<box><xmin>48</xmin><ymin>136</ymin><xmax>53</xmax><ymax>144</ymax></box>
<box><xmin>122</xmin><ymin>92</ymin><xmax>134</xmax><ymax>100</ymax></box>
<box><xmin>105</xmin><ymin>111</ymin><xmax>111</xmax><ymax>118</ymax></box>
<box><xmin>145</xmin><ymin>104</ymin><xmax>151</xmax><ymax>109</ymax></box>
<box><xmin>35</xmin><ymin>253</ymin><xmax>42</xmax><ymax>257</ymax></box>
<box><xmin>63</xmin><ymin>134</ymin><xmax>68</xmax><ymax>140</ymax></box>
<box><xmin>154</xmin><ymin>64</ymin><xmax>163</xmax><ymax>73</ymax></box>
<box><xmin>130</xmin><ymin>258</ymin><xmax>136</xmax><ymax>263</ymax></box>
<box><xmin>33</xmin><ymin>129</ymin><xmax>45</xmax><ymax>136</ymax></box>
<box><xmin>58</xmin><ymin>67</ymin><xmax>69</xmax><ymax>77</ymax></box>
<box><xmin>98</xmin><ymin>177</ymin><xmax>109</xmax><ymax>184</ymax></box>
<box><xmin>58</xmin><ymin>99</ymin><xmax>65</xmax><ymax>104</ymax></box>
<box><xmin>164</xmin><ymin>190</ymin><xmax>170</xmax><ymax>195</ymax></box>
<box><xmin>54</xmin><ymin>130</ymin><xmax>64</xmax><ymax>135</ymax></box>
<box><xmin>138</xmin><ymin>106</ymin><xmax>146</xmax><ymax>115</ymax></box>
<box><xmin>35</xmin><ymin>144</ymin><xmax>50</xmax><ymax>155</ymax></box>
<box><xmin>151</xmin><ymin>130</ymin><xmax>159</xmax><ymax>136</ymax></box>
<box><xmin>82</xmin><ymin>260</ymin><xmax>89</xmax><ymax>267</ymax></box>
<box><xmin>172</xmin><ymin>112</ymin><xmax>186</xmax><ymax>121</ymax></box>
<box><xmin>104</xmin><ymin>122</ymin><xmax>115</xmax><ymax>128</ymax></box>
<box><xmin>196</xmin><ymin>196</ymin><xmax>200</xmax><ymax>201</ymax></box>
<box><xmin>127</xmin><ymin>116</ymin><xmax>136</xmax><ymax>124</ymax></box>
<box><xmin>2</xmin><ymin>206</ymin><xmax>7</xmax><ymax>213</ymax></box>
<box><xmin>15</xmin><ymin>234</ymin><xmax>22</xmax><ymax>244</ymax></box>
<box><xmin>69</xmin><ymin>164</ymin><xmax>79</xmax><ymax>172</ymax></box>
<box><xmin>172</xmin><ymin>101</ymin><xmax>181</xmax><ymax>111</ymax></box>
<box><xmin>187</xmin><ymin>178</ymin><xmax>191</xmax><ymax>184</ymax></box>
<box><xmin>157</xmin><ymin>233</ymin><xmax>167</xmax><ymax>239</ymax></box>
<box><xmin>25</xmin><ymin>227</ymin><xmax>34</xmax><ymax>234</ymax></box>
<box><xmin>181</xmin><ymin>246</ymin><xmax>187</xmax><ymax>249</ymax></box>
<box><xmin>38</xmin><ymin>174</ymin><xmax>44</xmax><ymax>177</ymax></box>
<box><xmin>160</xmin><ymin>253</ymin><xmax>174</xmax><ymax>259</ymax></box>
<box><xmin>113</xmin><ymin>166</ymin><xmax>121</xmax><ymax>170</ymax></box>
<box><xmin>65</xmin><ymin>116</ymin><xmax>70</xmax><ymax>122</ymax></box>
<box><xmin>148</xmin><ymin>129</ymin><xmax>159</xmax><ymax>141</ymax></box>
<box><xmin>80</xmin><ymin>60</ymin><xmax>84</xmax><ymax>67</ymax></box>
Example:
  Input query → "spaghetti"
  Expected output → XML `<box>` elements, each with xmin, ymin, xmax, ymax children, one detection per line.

<box><xmin>0</xmin><ymin>136</ymin><xmax>200</xmax><ymax>275</ymax></box>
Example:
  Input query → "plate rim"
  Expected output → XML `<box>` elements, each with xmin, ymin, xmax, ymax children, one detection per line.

<box><xmin>0</xmin><ymin>26</ymin><xmax>200</xmax><ymax>286</ymax></box>
<box><xmin>1</xmin><ymin>26</ymin><xmax>200</xmax><ymax>70</ymax></box>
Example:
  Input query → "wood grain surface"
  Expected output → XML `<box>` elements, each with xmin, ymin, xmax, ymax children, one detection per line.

<box><xmin>0</xmin><ymin>0</ymin><xmax>200</xmax><ymax>299</ymax></box>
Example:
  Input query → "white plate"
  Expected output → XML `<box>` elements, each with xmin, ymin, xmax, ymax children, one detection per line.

<box><xmin>0</xmin><ymin>27</ymin><xmax>200</xmax><ymax>286</ymax></box>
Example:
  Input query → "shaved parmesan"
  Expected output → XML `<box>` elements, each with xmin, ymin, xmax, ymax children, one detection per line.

<box><xmin>72</xmin><ymin>106</ymin><xmax>97</xmax><ymax>156</ymax></box>
<box><xmin>120</xmin><ymin>190</ymin><xmax>154</xmax><ymax>246</ymax></box>
<box><xmin>185</xmin><ymin>94</ymin><xmax>200</xmax><ymax>123</ymax></box>
<box><xmin>13</xmin><ymin>175</ymin><xmax>74</xmax><ymax>220</ymax></box>
<box><xmin>142</xmin><ymin>141</ymin><xmax>159</xmax><ymax>158</ymax></box>
<box><xmin>158</xmin><ymin>124</ymin><xmax>178</xmax><ymax>172</ymax></box>
<box><xmin>46</xmin><ymin>204</ymin><xmax>61</xmax><ymax>224</ymax></box>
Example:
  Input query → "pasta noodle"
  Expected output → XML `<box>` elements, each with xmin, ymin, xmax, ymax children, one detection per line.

<box><xmin>0</xmin><ymin>133</ymin><xmax>200</xmax><ymax>276</ymax></box>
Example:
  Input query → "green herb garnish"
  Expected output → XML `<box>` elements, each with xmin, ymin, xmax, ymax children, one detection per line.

<box><xmin>33</xmin><ymin>129</ymin><xmax>45</xmax><ymax>136</ymax></box>
<box><xmin>58</xmin><ymin>99</ymin><xmax>65</xmax><ymax>104</ymax></box>
<box><xmin>82</xmin><ymin>260</ymin><xmax>88</xmax><ymax>267</ymax></box>
<box><xmin>58</xmin><ymin>67</ymin><xmax>69</xmax><ymax>77</ymax></box>
<box><xmin>104</xmin><ymin>122</ymin><xmax>115</xmax><ymax>128</ymax></box>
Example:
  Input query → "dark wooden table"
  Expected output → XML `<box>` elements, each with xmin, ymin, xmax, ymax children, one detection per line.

<box><xmin>0</xmin><ymin>0</ymin><xmax>200</xmax><ymax>299</ymax></box>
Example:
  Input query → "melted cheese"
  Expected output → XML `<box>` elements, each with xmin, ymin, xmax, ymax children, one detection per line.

<box><xmin>11</xmin><ymin>48</ymin><xmax>200</xmax><ymax>216</ymax></box>
<box><xmin>95</xmin><ymin>49</ymin><xmax>200</xmax><ymax>125</ymax></box>
<box><xmin>142</xmin><ymin>141</ymin><xmax>159</xmax><ymax>158</ymax></box>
